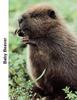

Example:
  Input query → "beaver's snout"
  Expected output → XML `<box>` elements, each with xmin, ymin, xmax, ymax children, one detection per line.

<box><xmin>15</xmin><ymin>29</ymin><xmax>25</xmax><ymax>37</ymax></box>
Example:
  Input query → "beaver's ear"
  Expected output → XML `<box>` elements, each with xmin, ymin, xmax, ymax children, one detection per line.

<box><xmin>48</xmin><ymin>10</ymin><xmax>56</xmax><ymax>19</ymax></box>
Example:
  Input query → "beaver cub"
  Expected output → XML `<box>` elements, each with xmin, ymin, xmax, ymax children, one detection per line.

<box><xmin>16</xmin><ymin>4</ymin><xmax>77</xmax><ymax>100</ymax></box>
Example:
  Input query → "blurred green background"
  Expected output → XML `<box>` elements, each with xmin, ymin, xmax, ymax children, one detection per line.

<box><xmin>9</xmin><ymin>0</ymin><xmax>77</xmax><ymax>100</ymax></box>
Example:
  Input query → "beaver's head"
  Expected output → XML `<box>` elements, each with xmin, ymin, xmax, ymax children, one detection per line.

<box><xmin>16</xmin><ymin>4</ymin><xmax>61</xmax><ymax>44</ymax></box>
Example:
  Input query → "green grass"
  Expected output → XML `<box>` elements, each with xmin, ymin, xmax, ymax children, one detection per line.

<box><xmin>9</xmin><ymin>0</ymin><xmax>77</xmax><ymax>100</ymax></box>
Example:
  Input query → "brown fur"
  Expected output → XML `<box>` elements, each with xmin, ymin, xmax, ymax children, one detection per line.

<box><xmin>16</xmin><ymin>4</ymin><xmax>77</xmax><ymax>100</ymax></box>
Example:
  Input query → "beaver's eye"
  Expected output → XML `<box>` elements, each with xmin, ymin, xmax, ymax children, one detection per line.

<box><xmin>48</xmin><ymin>10</ymin><xmax>56</xmax><ymax>19</ymax></box>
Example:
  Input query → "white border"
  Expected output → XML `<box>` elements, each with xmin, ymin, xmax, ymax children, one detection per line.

<box><xmin>0</xmin><ymin>0</ymin><xmax>8</xmax><ymax>100</ymax></box>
